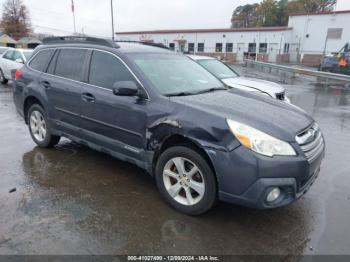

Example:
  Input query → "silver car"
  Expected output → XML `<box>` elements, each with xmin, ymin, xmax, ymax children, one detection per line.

<box><xmin>188</xmin><ymin>55</ymin><xmax>290</xmax><ymax>103</ymax></box>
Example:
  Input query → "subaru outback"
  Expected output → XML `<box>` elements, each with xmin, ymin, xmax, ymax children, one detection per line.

<box><xmin>13</xmin><ymin>36</ymin><xmax>325</xmax><ymax>215</ymax></box>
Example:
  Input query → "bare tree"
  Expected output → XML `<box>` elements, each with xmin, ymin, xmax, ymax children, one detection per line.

<box><xmin>0</xmin><ymin>0</ymin><xmax>31</xmax><ymax>38</ymax></box>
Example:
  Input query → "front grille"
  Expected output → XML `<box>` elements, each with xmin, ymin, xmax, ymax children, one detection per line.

<box><xmin>296</xmin><ymin>123</ymin><xmax>325</xmax><ymax>163</ymax></box>
<box><xmin>275</xmin><ymin>92</ymin><xmax>285</xmax><ymax>101</ymax></box>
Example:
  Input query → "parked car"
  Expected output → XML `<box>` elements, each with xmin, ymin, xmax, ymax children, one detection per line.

<box><xmin>188</xmin><ymin>55</ymin><xmax>290</xmax><ymax>102</ymax></box>
<box><xmin>319</xmin><ymin>53</ymin><xmax>350</xmax><ymax>75</ymax></box>
<box><xmin>13</xmin><ymin>37</ymin><xmax>325</xmax><ymax>215</ymax></box>
<box><xmin>0</xmin><ymin>48</ymin><xmax>33</xmax><ymax>84</ymax></box>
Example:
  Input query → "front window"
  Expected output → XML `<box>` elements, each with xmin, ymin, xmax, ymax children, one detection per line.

<box><xmin>129</xmin><ymin>54</ymin><xmax>224</xmax><ymax>96</ymax></box>
<box><xmin>197</xmin><ymin>59</ymin><xmax>239</xmax><ymax>79</ymax></box>
<box><xmin>89</xmin><ymin>50</ymin><xmax>135</xmax><ymax>89</ymax></box>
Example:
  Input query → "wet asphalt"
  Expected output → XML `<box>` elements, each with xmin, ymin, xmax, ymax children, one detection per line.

<box><xmin>0</xmin><ymin>66</ymin><xmax>349</xmax><ymax>256</ymax></box>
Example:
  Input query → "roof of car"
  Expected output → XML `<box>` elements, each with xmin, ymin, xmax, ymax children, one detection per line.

<box><xmin>3</xmin><ymin>47</ymin><xmax>34</xmax><ymax>52</ymax></box>
<box><xmin>40</xmin><ymin>36</ymin><xmax>173</xmax><ymax>54</ymax></box>
<box><xmin>187</xmin><ymin>55</ymin><xmax>216</xmax><ymax>61</ymax></box>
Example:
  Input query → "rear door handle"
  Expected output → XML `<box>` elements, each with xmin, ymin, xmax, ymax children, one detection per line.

<box><xmin>81</xmin><ymin>92</ymin><xmax>95</xmax><ymax>102</ymax></box>
<box><xmin>40</xmin><ymin>81</ymin><xmax>51</xmax><ymax>89</ymax></box>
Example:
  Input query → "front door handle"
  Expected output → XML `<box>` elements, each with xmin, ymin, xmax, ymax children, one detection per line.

<box><xmin>40</xmin><ymin>81</ymin><xmax>51</xmax><ymax>89</ymax></box>
<box><xmin>81</xmin><ymin>92</ymin><xmax>95</xmax><ymax>102</ymax></box>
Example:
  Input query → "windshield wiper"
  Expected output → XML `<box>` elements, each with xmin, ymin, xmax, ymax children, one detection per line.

<box><xmin>165</xmin><ymin>91</ymin><xmax>196</xmax><ymax>97</ymax></box>
<box><xmin>165</xmin><ymin>87</ymin><xmax>227</xmax><ymax>97</ymax></box>
<box><xmin>193</xmin><ymin>87</ymin><xmax>228</xmax><ymax>95</ymax></box>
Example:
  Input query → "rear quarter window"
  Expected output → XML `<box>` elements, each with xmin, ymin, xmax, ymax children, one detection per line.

<box><xmin>29</xmin><ymin>49</ymin><xmax>54</xmax><ymax>72</ymax></box>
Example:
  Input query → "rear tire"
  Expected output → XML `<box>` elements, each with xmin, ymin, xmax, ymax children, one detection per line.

<box><xmin>155</xmin><ymin>146</ymin><xmax>217</xmax><ymax>215</ymax></box>
<box><xmin>27</xmin><ymin>104</ymin><xmax>60</xmax><ymax>148</ymax></box>
<box><xmin>0</xmin><ymin>69</ymin><xmax>8</xmax><ymax>84</ymax></box>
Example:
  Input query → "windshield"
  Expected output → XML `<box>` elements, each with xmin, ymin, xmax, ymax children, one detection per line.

<box><xmin>130</xmin><ymin>54</ymin><xmax>224</xmax><ymax>96</ymax></box>
<box><xmin>197</xmin><ymin>59</ymin><xmax>239</xmax><ymax>79</ymax></box>
<box><xmin>23</xmin><ymin>51</ymin><xmax>33</xmax><ymax>60</ymax></box>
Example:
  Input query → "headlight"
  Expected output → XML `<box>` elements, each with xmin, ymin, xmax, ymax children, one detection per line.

<box><xmin>226</xmin><ymin>119</ymin><xmax>296</xmax><ymax>157</ymax></box>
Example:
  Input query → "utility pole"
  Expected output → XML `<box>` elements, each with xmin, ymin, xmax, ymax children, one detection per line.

<box><xmin>111</xmin><ymin>0</ymin><xmax>115</xmax><ymax>41</ymax></box>
<box><xmin>71</xmin><ymin>0</ymin><xmax>76</xmax><ymax>34</ymax></box>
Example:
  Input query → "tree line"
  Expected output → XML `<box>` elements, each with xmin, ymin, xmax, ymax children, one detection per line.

<box><xmin>231</xmin><ymin>0</ymin><xmax>337</xmax><ymax>28</ymax></box>
<box><xmin>0</xmin><ymin>0</ymin><xmax>31</xmax><ymax>38</ymax></box>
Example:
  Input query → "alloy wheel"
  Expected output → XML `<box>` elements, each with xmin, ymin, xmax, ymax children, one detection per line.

<box><xmin>29</xmin><ymin>110</ymin><xmax>47</xmax><ymax>142</ymax></box>
<box><xmin>163</xmin><ymin>157</ymin><xmax>205</xmax><ymax>206</ymax></box>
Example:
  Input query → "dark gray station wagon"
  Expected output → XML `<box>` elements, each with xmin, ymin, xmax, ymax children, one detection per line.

<box><xmin>13</xmin><ymin>37</ymin><xmax>325</xmax><ymax>215</ymax></box>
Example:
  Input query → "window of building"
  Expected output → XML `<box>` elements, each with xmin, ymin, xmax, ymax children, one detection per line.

<box><xmin>89</xmin><ymin>50</ymin><xmax>135</xmax><ymax>89</ymax></box>
<box><xmin>197</xmin><ymin>43</ymin><xmax>205</xmax><ymax>52</ymax></box>
<box><xmin>284</xmin><ymin>43</ymin><xmax>290</xmax><ymax>54</ymax></box>
<box><xmin>188</xmin><ymin>43</ymin><xmax>195</xmax><ymax>53</ymax></box>
<box><xmin>55</xmin><ymin>49</ymin><xmax>87</xmax><ymax>81</ymax></box>
<box><xmin>248</xmin><ymin>43</ymin><xmax>256</xmax><ymax>53</ymax></box>
<box><xmin>259</xmin><ymin>43</ymin><xmax>268</xmax><ymax>53</ymax></box>
<box><xmin>216</xmin><ymin>43</ymin><xmax>223</xmax><ymax>52</ymax></box>
<box><xmin>29</xmin><ymin>49</ymin><xmax>54</xmax><ymax>72</ymax></box>
<box><xmin>169</xmin><ymin>43</ymin><xmax>175</xmax><ymax>50</ymax></box>
<box><xmin>226</xmin><ymin>43</ymin><xmax>233</xmax><ymax>52</ymax></box>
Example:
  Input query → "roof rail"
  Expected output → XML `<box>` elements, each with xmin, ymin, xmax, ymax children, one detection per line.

<box><xmin>116</xmin><ymin>40</ymin><xmax>169</xmax><ymax>50</ymax></box>
<box><xmin>42</xmin><ymin>36</ymin><xmax>120</xmax><ymax>48</ymax></box>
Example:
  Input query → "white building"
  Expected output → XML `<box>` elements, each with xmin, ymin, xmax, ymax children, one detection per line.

<box><xmin>115</xmin><ymin>10</ymin><xmax>350</xmax><ymax>65</ymax></box>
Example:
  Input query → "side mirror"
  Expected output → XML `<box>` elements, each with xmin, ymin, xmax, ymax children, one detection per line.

<box><xmin>113</xmin><ymin>81</ymin><xmax>139</xmax><ymax>96</ymax></box>
<box><xmin>15</xmin><ymin>58</ymin><xmax>24</xmax><ymax>64</ymax></box>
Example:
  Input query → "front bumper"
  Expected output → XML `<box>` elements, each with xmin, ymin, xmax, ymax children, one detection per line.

<box><xmin>206</xmin><ymin>143</ymin><xmax>325</xmax><ymax>209</ymax></box>
<box><xmin>219</xmin><ymin>166</ymin><xmax>320</xmax><ymax>209</ymax></box>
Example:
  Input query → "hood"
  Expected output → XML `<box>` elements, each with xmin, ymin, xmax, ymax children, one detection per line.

<box><xmin>171</xmin><ymin>90</ymin><xmax>313</xmax><ymax>142</ymax></box>
<box><xmin>222</xmin><ymin>77</ymin><xmax>285</xmax><ymax>97</ymax></box>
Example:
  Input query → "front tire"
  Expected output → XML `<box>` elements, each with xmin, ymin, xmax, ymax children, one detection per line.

<box><xmin>27</xmin><ymin>104</ymin><xmax>60</xmax><ymax>148</ymax></box>
<box><xmin>0</xmin><ymin>69</ymin><xmax>8</xmax><ymax>84</ymax></box>
<box><xmin>155</xmin><ymin>146</ymin><xmax>217</xmax><ymax>215</ymax></box>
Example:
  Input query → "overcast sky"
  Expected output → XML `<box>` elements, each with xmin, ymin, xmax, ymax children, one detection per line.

<box><xmin>1</xmin><ymin>0</ymin><xmax>350</xmax><ymax>38</ymax></box>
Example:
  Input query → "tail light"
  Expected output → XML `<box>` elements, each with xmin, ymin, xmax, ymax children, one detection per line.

<box><xmin>15</xmin><ymin>69</ymin><xmax>23</xmax><ymax>80</ymax></box>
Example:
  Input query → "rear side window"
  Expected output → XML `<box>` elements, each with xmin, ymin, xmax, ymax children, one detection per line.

<box><xmin>29</xmin><ymin>49</ymin><xmax>54</xmax><ymax>72</ymax></box>
<box><xmin>88</xmin><ymin>50</ymin><xmax>135</xmax><ymax>89</ymax></box>
<box><xmin>55</xmin><ymin>49</ymin><xmax>87</xmax><ymax>81</ymax></box>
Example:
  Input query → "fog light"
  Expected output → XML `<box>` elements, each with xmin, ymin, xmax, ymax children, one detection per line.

<box><xmin>266</xmin><ymin>187</ymin><xmax>281</xmax><ymax>203</ymax></box>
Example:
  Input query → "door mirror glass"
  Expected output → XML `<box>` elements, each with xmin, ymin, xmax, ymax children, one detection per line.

<box><xmin>113</xmin><ymin>81</ymin><xmax>139</xmax><ymax>96</ymax></box>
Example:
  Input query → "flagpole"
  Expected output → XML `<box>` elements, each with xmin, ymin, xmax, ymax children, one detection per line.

<box><xmin>71</xmin><ymin>0</ymin><xmax>77</xmax><ymax>34</ymax></box>
<box><xmin>111</xmin><ymin>0</ymin><xmax>115</xmax><ymax>41</ymax></box>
